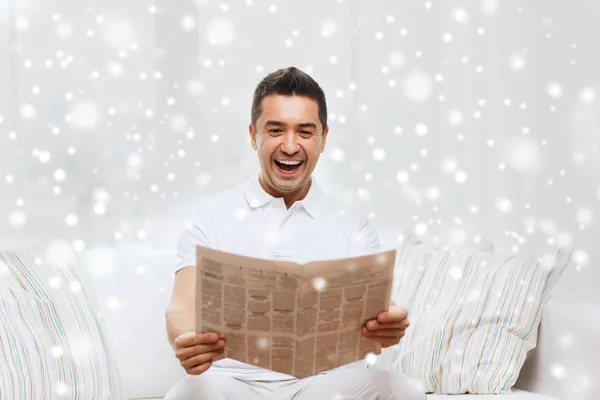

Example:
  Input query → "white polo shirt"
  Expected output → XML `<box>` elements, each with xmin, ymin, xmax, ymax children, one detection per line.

<box><xmin>175</xmin><ymin>173</ymin><xmax>381</xmax><ymax>380</ymax></box>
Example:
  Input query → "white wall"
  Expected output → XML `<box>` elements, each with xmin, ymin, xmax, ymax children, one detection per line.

<box><xmin>0</xmin><ymin>0</ymin><xmax>598</xmax><ymax>303</ymax></box>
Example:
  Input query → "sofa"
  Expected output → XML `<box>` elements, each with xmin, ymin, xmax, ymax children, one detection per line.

<box><xmin>85</xmin><ymin>246</ymin><xmax>598</xmax><ymax>400</ymax></box>
<box><xmin>1</xmin><ymin>244</ymin><xmax>598</xmax><ymax>399</ymax></box>
<box><xmin>126</xmin><ymin>295</ymin><xmax>599</xmax><ymax>400</ymax></box>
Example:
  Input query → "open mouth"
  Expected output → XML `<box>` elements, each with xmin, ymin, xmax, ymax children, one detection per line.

<box><xmin>274</xmin><ymin>159</ymin><xmax>303</xmax><ymax>173</ymax></box>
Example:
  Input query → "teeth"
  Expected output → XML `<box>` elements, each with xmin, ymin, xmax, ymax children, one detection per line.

<box><xmin>277</xmin><ymin>160</ymin><xmax>302</xmax><ymax>165</ymax></box>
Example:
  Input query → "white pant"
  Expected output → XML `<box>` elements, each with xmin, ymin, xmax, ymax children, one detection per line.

<box><xmin>165</xmin><ymin>368</ymin><xmax>426</xmax><ymax>400</ymax></box>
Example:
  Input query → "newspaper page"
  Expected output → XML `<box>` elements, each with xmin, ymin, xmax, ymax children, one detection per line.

<box><xmin>195</xmin><ymin>245</ymin><xmax>396</xmax><ymax>379</ymax></box>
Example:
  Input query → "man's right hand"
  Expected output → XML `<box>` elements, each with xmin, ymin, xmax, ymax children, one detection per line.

<box><xmin>174</xmin><ymin>332</ymin><xmax>226</xmax><ymax>375</ymax></box>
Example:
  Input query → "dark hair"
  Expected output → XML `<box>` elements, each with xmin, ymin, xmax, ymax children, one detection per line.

<box><xmin>251</xmin><ymin>66</ymin><xmax>328</xmax><ymax>132</ymax></box>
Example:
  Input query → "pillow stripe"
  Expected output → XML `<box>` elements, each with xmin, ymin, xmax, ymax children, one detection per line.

<box><xmin>465</xmin><ymin>255</ymin><xmax>525</xmax><ymax>390</ymax></box>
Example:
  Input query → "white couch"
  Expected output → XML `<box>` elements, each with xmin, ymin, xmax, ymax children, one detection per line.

<box><xmin>85</xmin><ymin>247</ymin><xmax>599</xmax><ymax>400</ymax></box>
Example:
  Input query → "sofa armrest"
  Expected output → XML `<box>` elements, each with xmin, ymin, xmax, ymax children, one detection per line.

<box><xmin>515</xmin><ymin>295</ymin><xmax>600</xmax><ymax>400</ymax></box>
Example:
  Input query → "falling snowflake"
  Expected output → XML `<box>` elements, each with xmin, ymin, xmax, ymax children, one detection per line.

<box><xmin>454</xmin><ymin>171</ymin><xmax>467</xmax><ymax>183</ymax></box>
<box><xmin>94</xmin><ymin>204</ymin><xmax>107</xmax><ymax>215</ymax></box>
<box><xmin>506</xmin><ymin>137</ymin><xmax>542</xmax><ymax>174</ymax></box>
<box><xmin>452</xmin><ymin>8</ymin><xmax>470</xmax><ymax>24</ymax></box>
<box><xmin>256</xmin><ymin>337</ymin><xmax>269</xmax><ymax>350</ymax></box>
<box><xmin>20</xmin><ymin>103</ymin><xmax>37</xmax><ymax>119</ymax></box>
<box><xmin>448</xmin><ymin>110</ymin><xmax>463</xmax><ymax>125</ymax></box>
<box><xmin>321</xmin><ymin>20</ymin><xmax>338</xmax><ymax>38</ymax></box>
<box><xmin>373</xmin><ymin>148</ymin><xmax>386</xmax><ymax>161</ymax></box>
<box><xmin>388</xmin><ymin>51</ymin><xmax>406</xmax><ymax>69</ymax></box>
<box><xmin>8</xmin><ymin>211</ymin><xmax>27</xmax><ymax>228</ymax></box>
<box><xmin>106</xmin><ymin>296</ymin><xmax>122</xmax><ymax>310</ymax></box>
<box><xmin>207</xmin><ymin>18</ymin><xmax>235</xmax><ymax>46</ymax></box>
<box><xmin>575</xmin><ymin>207</ymin><xmax>594</xmax><ymax>226</ymax></box>
<box><xmin>550</xmin><ymin>363</ymin><xmax>567</xmax><ymax>380</ymax></box>
<box><xmin>403</xmin><ymin>72</ymin><xmax>433</xmax><ymax>102</ymax></box>
<box><xmin>365</xmin><ymin>353</ymin><xmax>378</xmax><ymax>365</ymax></box>
<box><xmin>495</xmin><ymin>197</ymin><xmax>513</xmax><ymax>213</ymax></box>
<box><xmin>579</xmin><ymin>88</ymin><xmax>596</xmax><ymax>104</ymax></box>
<box><xmin>181</xmin><ymin>15</ymin><xmax>196</xmax><ymax>31</ymax></box>
<box><xmin>546</xmin><ymin>82</ymin><xmax>564</xmax><ymax>99</ymax></box>
<box><xmin>439</xmin><ymin>158</ymin><xmax>457</xmax><ymax>175</ymax></box>
<box><xmin>442</xmin><ymin>33</ymin><xmax>453</xmax><ymax>43</ymax></box>
<box><xmin>70</xmin><ymin>281</ymin><xmax>82</xmax><ymax>293</ymax></box>
<box><xmin>509</xmin><ymin>54</ymin><xmax>526</xmax><ymax>71</ymax></box>
<box><xmin>481</xmin><ymin>0</ymin><xmax>500</xmax><ymax>15</ymax></box>
<box><xmin>415</xmin><ymin>123</ymin><xmax>428</xmax><ymax>136</ymax></box>
<box><xmin>55</xmin><ymin>383</ymin><xmax>68</xmax><ymax>395</ymax></box>
<box><xmin>396</xmin><ymin>170</ymin><xmax>409</xmax><ymax>183</ymax></box>
<box><xmin>449</xmin><ymin>268</ymin><xmax>463</xmax><ymax>280</ymax></box>
<box><xmin>311</xmin><ymin>277</ymin><xmax>327</xmax><ymax>291</ymax></box>
<box><xmin>51</xmin><ymin>346</ymin><xmax>63</xmax><ymax>358</ymax></box>
<box><xmin>65</xmin><ymin>214</ymin><xmax>78</xmax><ymax>227</ymax></box>
<box><xmin>414</xmin><ymin>222</ymin><xmax>428</xmax><ymax>236</ymax></box>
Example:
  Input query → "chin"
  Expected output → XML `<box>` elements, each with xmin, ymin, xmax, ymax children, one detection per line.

<box><xmin>272</xmin><ymin>175</ymin><xmax>306</xmax><ymax>190</ymax></box>
<box><xmin>273</xmin><ymin>179</ymin><xmax>302</xmax><ymax>191</ymax></box>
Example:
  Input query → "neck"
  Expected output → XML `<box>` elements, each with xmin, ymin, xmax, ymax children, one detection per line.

<box><xmin>259</xmin><ymin>175</ymin><xmax>312</xmax><ymax>209</ymax></box>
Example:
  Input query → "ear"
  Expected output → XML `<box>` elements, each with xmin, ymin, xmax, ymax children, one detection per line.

<box><xmin>248</xmin><ymin>123</ymin><xmax>257</xmax><ymax>151</ymax></box>
<box><xmin>320</xmin><ymin>126</ymin><xmax>329</xmax><ymax>153</ymax></box>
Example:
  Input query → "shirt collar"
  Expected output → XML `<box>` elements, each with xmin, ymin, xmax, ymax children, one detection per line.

<box><xmin>244</xmin><ymin>174</ymin><xmax>327</xmax><ymax>219</ymax></box>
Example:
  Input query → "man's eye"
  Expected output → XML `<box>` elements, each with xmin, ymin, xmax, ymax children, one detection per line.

<box><xmin>269</xmin><ymin>129</ymin><xmax>282</xmax><ymax>133</ymax></box>
<box><xmin>300</xmin><ymin>131</ymin><xmax>312</xmax><ymax>135</ymax></box>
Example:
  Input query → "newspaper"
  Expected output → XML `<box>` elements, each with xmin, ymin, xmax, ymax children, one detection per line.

<box><xmin>195</xmin><ymin>245</ymin><xmax>397</xmax><ymax>379</ymax></box>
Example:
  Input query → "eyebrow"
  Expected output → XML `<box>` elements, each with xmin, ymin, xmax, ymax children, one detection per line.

<box><xmin>264</xmin><ymin>120</ymin><xmax>318</xmax><ymax>130</ymax></box>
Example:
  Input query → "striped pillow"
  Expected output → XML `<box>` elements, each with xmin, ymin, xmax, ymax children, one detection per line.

<box><xmin>374</xmin><ymin>239</ymin><xmax>571</xmax><ymax>394</ymax></box>
<box><xmin>0</xmin><ymin>241</ymin><xmax>124</xmax><ymax>399</ymax></box>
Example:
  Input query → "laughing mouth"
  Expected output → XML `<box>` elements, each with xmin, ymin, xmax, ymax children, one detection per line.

<box><xmin>274</xmin><ymin>159</ymin><xmax>303</xmax><ymax>172</ymax></box>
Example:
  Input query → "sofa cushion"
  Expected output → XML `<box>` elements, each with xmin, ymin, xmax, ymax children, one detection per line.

<box><xmin>0</xmin><ymin>241</ymin><xmax>124</xmax><ymax>399</ymax></box>
<box><xmin>427</xmin><ymin>388</ymin><xmax>559</xmax><ymax>399</ymax></box>
<box><xmin>373</xmin><ymin>239</ymin><xmax>571</xmax><ymax>394</ymax></box>
<box><xmin>79</xmin><ymin>246</ymin><xmax>187</xmax><ymax>399</ymax></box>
<box><xmin>515</xmin><ymin>296</ymin><xmax>600</xmax><ymax>400</ymax></box>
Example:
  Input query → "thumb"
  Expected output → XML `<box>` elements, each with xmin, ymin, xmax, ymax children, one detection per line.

<box><xmin>378</xmin><ymin>306</ymin><xmax>408</xmax><ymax>322</ymax></box>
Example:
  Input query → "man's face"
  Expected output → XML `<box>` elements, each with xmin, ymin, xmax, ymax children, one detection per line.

<box><xmin>249</xmin><ymin>94</ymin><xmax>328</xmax><ymax>196</ymax></box>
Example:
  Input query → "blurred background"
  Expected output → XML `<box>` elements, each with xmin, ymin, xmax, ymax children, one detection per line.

<box><xmin>0</xmin><ymin>0</ymin><xmax>598</xmax><ymax>304</ymax></box>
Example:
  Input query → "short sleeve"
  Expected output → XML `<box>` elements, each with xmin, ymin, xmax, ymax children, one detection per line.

<box><xmin>175</xmin><ymin>204</ymin><xmax>217</xmax><ymax>273</ymax></box>
<box><xmin>348</xmin><ymin>214</ymin><xmax>382</xmax><ymax>256</ymax></box>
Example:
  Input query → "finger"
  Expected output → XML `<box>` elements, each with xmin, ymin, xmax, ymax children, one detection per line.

<box><xmin>363</xmin><ymin>330</ymin><xmax>405</xmax><ymax>339</ymax></box>
<box><xmin>365</xmin><ymin>319</ymin><xmax>409</xmax><ymax>331</ymax></box>
<box><xmin>187</xmin><ymin>361</ymin><xmax>212</xmax><ymax>376</ymax></box>
<box><xmin>377</xmin><ymin>307</ymin><xmax>409</xmax><ymax>323</ymax></box>
<box><xmin>382</xmin><ymin>340</ymin><xmax>400</xmax><ymax>348</ymax></box>
<box><xmin>362</xmin><ymin>326</ymin><xmax>406</xmax><ymax>339</ymax></box>
<box><xmin>175</xmin><ymin>332</ymin><xmax>220</xmax><ymax>348</ymax></box>
<box><xmin>181</xmin><ymin>349</ymin><xmax>225</xmax><ymax>369</ymax></box>
<box><xmin>362</xmin><ymin>335</ymin><xmax>400</xmax><ymax>348</ymax></box>
<box><xmin>181</xmin><ymin>348</ymin><xmax>224</xmax><ymax>369</ymax></box>
<box><xmin>176</xmin><ymin>339</ymin><xmax>225</xmax><ymax>360</ymax></box>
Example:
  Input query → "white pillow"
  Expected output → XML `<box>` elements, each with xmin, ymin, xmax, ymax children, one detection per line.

<box><xmin>374</xmin><ymin>239</ymin><xmax>571</xmax><ymax>395</ymax></box>
<box><xmin>0</xmin><ymin>241</ymin><xmax>124</xmax><ymax>399</ymax></box>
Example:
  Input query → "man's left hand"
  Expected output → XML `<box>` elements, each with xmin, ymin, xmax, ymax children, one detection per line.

<box><xmin>362</xmin><ymin>304</ymin><xmax>410</xmax><ymax>348</ymax></box>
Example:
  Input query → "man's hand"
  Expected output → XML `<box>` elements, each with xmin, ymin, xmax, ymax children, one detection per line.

<box><xmin>174</xmin><ymin>331</ymin><xmax>226</xmax><ymax>375</ymax></box>
<box><xmin>362</xmin><ymin>305</ymin><xmax>410</xmax><ymax>348</ymax></box>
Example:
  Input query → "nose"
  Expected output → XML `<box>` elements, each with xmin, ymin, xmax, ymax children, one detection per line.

<box><xmin>280</xmin><ymin>131</ymin><xmax>300</xmax><ymax>155</ymax></box>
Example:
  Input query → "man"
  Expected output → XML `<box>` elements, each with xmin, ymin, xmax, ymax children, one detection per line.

<box><xmin>165</xmin><ymin>67</ymin><xmax>425</xmax><ymax>399</ymax></box>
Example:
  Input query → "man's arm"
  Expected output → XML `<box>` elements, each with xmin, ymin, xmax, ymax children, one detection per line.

<box><xmin>349</xmin><ymin>215</ymin><xmax>411</xmax><ymax>348</ymax></box>
<box><xmin>166</xmin><ymin>205</ymin><xmax>216</xmax><ymax>349</ymax></box>
<box><xmin>165</xmin><ymin>267</ymin><xmax>196</xmax><ymax>350</ymax></box>
<box><xmin>166</xmin><ymin>205</ymin><xmax>225</xmax><ymax>376</ymax></box>
<box><xmin>166</xmin><ymin>270</ymin><xmax>225</xmax><ymax>376</ymax></box>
